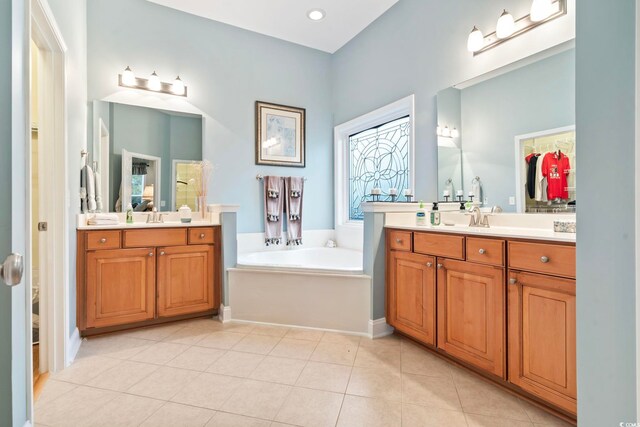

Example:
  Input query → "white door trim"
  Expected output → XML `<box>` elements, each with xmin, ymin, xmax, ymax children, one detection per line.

<box><xmin>30</xmin><ymin>0</ymin><xmax>70</xmax><ymax>380</ymax></box>
<box><xmin>636</xmin><ymin>0</ymin><xmax>640</xmax><ymax>418</ymax></box>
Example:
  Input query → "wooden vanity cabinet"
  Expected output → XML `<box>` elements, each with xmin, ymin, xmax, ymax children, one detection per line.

<box><xmin>437</xmin><ymin>258</ymin><xmax>506</xmax><ymax>378</ymax></box>
<box><xmin>78</xmin><ymin>226</ymin><xmax>221</xmax><ymax>335</ymax></box>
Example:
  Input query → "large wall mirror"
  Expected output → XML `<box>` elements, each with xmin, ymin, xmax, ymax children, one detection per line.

<box><xmin>437</xmin><ymin>47</ymin><xmax>575</xmax><ymax>213</ymax></box>
<box><xmin>91</xmin><ymin>101</ymin><xmax>203</xmax><ymax>212</ymax></box>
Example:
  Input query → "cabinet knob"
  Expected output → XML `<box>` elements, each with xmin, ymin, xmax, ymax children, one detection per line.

<box><xmin>437</xmin><ymin>263</ymin><xmax>444</xmax><ymax>270</ymax></box>
<box><xmin>478</xmin><ymin>248</ymin><xmax>486</xmax><ymax>255</ymax></box>
<box><xmin>540</xmin><ymin>256</ymin><xmax>550</xmax><ymax>264</ymax></box>
<box><xmin>100</xmin><ymin>238</ymin><xmax>107</xmax><ymax>243</ymax></box>
<box><xmin>200</xmin><ymin>233</ymin><xmax>206</xmax><ymax>239</ymax></box>
<box><xmin>396</xmin><ymin>239</ymin><xmax>402</xmax><ymax>244</ymax></box>
<box><xmin>509</xmin><ymin>278</ymin><xmax>518</xmax><ymax>285</ymax></box>
<box><xmin>148</xmin><ymin>252</ymin><xmax>154</xmax><ymax>257</ymax></box>
<box><xmin>426</xmin><ymin>262</ymin><xmax>433</xmax><ymax>268</ymax></box>
<box><xmin>160</xmin><ymin>251</ymin><xmax>165</xmax><ymax>256</ymax></box>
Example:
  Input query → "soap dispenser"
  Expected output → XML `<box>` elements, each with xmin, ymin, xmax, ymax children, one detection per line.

<box><xmin>430</xmin><ymin>202</ymin><xmax>441</xmax><ymax>226</ymax></box>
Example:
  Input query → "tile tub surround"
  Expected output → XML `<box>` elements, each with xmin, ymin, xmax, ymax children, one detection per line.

<box><xmin>35</xmin><ymin>318</ymin><xmax>573</xmax><ymax>427</ymax></box>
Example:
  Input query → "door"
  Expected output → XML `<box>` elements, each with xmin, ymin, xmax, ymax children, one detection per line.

<box><xmin>157</xmin><ymin>245</ymin><xmax>215</xmax><ymax>317</ymax></box>
<box><xmin>1</xmin><ymin>0</ymin><xmax>30</xmax><ymax>424</ymax></box>
<box><xmin>86</xmin><ymin>248</ymin><xmax>156</xmax><ymax>328</ymax></box>
<box><xmin>387</xmin><ymin>251</ymin><xmax>436</xmax><ymax>346</ymax></box>
<box><xmin>437</xmin><ymin>258</ymin><xmax>506</xmax><ymax>378</ymax></box>
<box><xmin>508</xmin><ymin>270</ymin><xmax>576</xmax><ymax>414</ymax></box>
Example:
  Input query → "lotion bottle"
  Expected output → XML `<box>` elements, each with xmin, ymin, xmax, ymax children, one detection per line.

<box><xmin>416</xmin><ymin>201</ymin><xmax>427</xmax><ymax>226</ymax></box>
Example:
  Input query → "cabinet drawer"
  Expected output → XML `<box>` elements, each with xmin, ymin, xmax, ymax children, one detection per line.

<box><xmin>414</xmin><ymin>232</ymin><xmax>464</xmax><ymax>260</ymax></box>
<box><xmin>123</xmin><ymin>229</ymin><xmax>187</xmax><ymax>248</ymax></box>
<box><xmin>508</xmin><ymin>241</ymin><xmax>576</xmax><ymax>278</ymax></box>
<box><xmin>188</xmin><ymin>228</ymin><xmax>215</xmax><ymax>245</ymax></box>
<box><xmin>389</xmin><ymin>230</ymin><xmax>412</xmax><ymax>252</ymax></box>
<box><xmin>86</xmin><ymin>230</ymin><xmax>121</xmax><ymax>250</ymax></box>
<box><xmin>467</xmin><ymin>237</ymin><xmax>505</xmax><ymax>267</ymax></box>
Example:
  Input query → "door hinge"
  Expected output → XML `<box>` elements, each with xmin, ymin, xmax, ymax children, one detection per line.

<box><xmin>38</xmin><ymin>222</ymin><xmax>48</xmax><ymax>231</ymax></box>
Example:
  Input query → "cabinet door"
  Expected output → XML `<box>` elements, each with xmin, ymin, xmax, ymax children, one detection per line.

<box><xmin>508</xmin><ymin>271</ymin><xmax>576</xmax><ymax>415</ymax></box>
<box><xmin>157</xmin><ymin>245</ymin><xmax>215</xmax><ymax>317</ymax></box>
<box><xmin>437</xmin><ymin>258</ymin><xmax>505</xmax><ymax>378</ymax></box>
<box><xmin>388</xmin><ymin>251</ymin><xmax>436</xmax><ymax>346</ymax></box>
<box><xmin>86</xmin><ymin>248</ymin><xmax>156</xmax><ymax>328</ymax></box>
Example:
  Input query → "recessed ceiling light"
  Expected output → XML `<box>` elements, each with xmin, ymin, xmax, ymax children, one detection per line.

<box><xmin>307</xmin><ymin>9</ymin><xmax>326</xmax><ymax>21</ymax></box>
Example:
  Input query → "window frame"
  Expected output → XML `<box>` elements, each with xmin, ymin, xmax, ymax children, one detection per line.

<box><xmin>334</xmin><ymin>95</ymin><xmax>416</xmax><ymax>228</ymax></box>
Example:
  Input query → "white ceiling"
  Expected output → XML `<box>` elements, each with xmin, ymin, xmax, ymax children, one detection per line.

<box><xmin>146</xmin><ymin>0</ymin><xmax>400</xmax><ymax>53</ymax></box>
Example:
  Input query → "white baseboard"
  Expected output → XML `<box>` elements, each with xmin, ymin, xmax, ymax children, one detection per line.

<box><xmin>231</xmin><ymin>318</ymin><xmax>370</xmax><ymax>338</ymax></box>
<box><xmin>66</xmin><ymin>327</ymin><xmax>82</xmax><ymax>365</ymax></box>
<box><xmin>218</xmin><ymin>304</ymin><xmax>232</xmax><ymax>323</ymax></box>
<box><xmin>368</xmin><ymin>318</ymin><xmax>394</xmax><ymax>339</ymax></box>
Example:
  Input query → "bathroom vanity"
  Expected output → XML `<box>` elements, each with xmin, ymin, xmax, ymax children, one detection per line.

<box><xmin>386</xmin><ymin>223</ymin><xmax>576</xmax><ymax>418</ymax></box>
<box><xmin>76</xmin><ymin>223</ymin><xmax>221</xmax><ymax>336</ymax></box>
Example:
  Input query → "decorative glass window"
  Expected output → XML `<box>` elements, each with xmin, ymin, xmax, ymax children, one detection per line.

<box><xmin>348</xmin><ymin>116</ymin><xmax>411</xmax><ymax>220</ymax></box>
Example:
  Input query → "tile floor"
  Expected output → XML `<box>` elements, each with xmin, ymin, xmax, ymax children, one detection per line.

<box><xmin>35</xmin><ymin>319</ymin><xmax>573</xmax><ymax>427</ymax></box>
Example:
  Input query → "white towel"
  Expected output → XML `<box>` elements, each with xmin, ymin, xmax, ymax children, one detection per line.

<box><xmin>87</xmin><ymin>213</ymin><xmax>119</xmax><ymax>226</ymax></box>
<box><xmin>82</xmin><ymin>164</ymin><xmax>97</xmax><ymax>212</ymax></box>
<box><xmin>94</xmin><ymin>169</ymin><xmax>103</xmax><ymax>212</ymax></box>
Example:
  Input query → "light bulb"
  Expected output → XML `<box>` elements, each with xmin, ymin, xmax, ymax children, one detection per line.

<box><xmin>467</xmin><ymin>26</ymin><xmax>484</xmax><ymax>52</ymax></box>
<box><xmin>122</xmin><ymin>66</ymin><xmax>136</xmax><ymax>86</ymax></box>
<box><xmin>496</xmin><ymin>10</ymin><xmax>515</xmax><ymax>39</ymax></box>
<box><xmin>171</xmin><ymin>76</ymin><xmax>185</xmax><ymax>95</ymax></box>
<box><xmin>442</xmin><ymin>126</ymin><xmax>451</xmax><ymax>138</ymax></box>
<box><xmin>451</xmin><ymin>128</ymin><xmax>460</xmax><ymax>138</ymax></box>
<box><xmin>307</xmin><ymin>9</ymin><xmax>326</xmax><ymax>21</ymax></box>
<box><xmin>148</xmin><ymin>71</ymin><xmax>161</xmax><ymax>91</ymax></box>
<box><xmin>530</xmin><ymin>0</ymin><xmax>554</xmax><ymax>22</ymax></box>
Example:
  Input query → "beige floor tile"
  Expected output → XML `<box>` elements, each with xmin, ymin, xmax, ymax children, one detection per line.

<box><xmin>519</xmin><ymin>400</ymin><xmax>574</xmax><ymax>426</ymax></box>
<box><xmin>402</xmin><ymin>373</ymin><xmax>461</xmax><ymax>411</ymax></box>
<box><xmin>251</xmin><ymin>324</ymin><xmax>290</xmax><ymax>337</ymax></box>
<box><xmin>35</xmin><ymin>385</ymin><xmax>119</xmax><ymax>426</ymax></box>
<box><xmin>249</xmin><ymin>356</ymin><xmax>307</xmax><ymax>385</ymax></box>
<box><xmin>295</xmin><ymin>361</ymin><xmax>352</xmax><ymax>393</ymax></box>
<box><xmin>163</xmin><ymin>327</ymin><xmax>212</xmax><ymax>346</ymax></box>
<box><xmin>166</xmin><ymin>346</ymin><xmax>226</xmax><ymax>371</ymax></box>
<box><xmin>456</xmin><ymin>381</ymin><xmax>530</xmax><ymax>421</ymax></box>
<box><xmin>82</xmin><ymin>393</ymin><xmax>164</xmax><ymax>426</ymax></box>
<box><xmin>346</xmin><ymin>366</ymin><xmax>402</xmax><ymax>401</ymax></box>
<box><xmin>197</xmin><ymin>331</ymin><xmax>247</xmax><ymax>350</ymax></box>
<box><xmin>76</xmin><ymin>335</ymin><xmax>152</xmax><ymax>360</ymax></box>
<box><xmin>275</xmin><ymin>387</ymin><xmax>344</xmax><ymax>427</ymax></box>
<box><xmin>86</xmin><ymin>360</ymin><xmax>159</xmax><ymax>391</ymax></box>
<box><xmin>129</xmin><ymin>341</ymin><xmax>190</xmax><ymax>365</ymax></box>
<box><xmin>171</xmin><ymin>372</ymin><xmax>245</xmax><ymax>410</ymax></box>
<box><xmin>34</xmin><ymin>379</ymin><xmax>77</xmax><ymax>406</ymax></box>
<box><xmin>207</xmin><ymin>351</ymin><xmax>265</xmax><ymax>377</ymax></box>
<box><xmin>337</xmin><ymin>395</ymin><xmax>402</xmax><ymax>427</ymax></box>
<box><xmin>179</xmin><ymin>317</ymin><xmax>226</xmax><ymax>332</ymax></box>
<box><xmin>402</xmin><ymin>403</ymin><xmax>467</xmax><ymax>427</ymax></box>
<box><xmin>284</xmin><ymin>328</ymin><xmax>324</xmax><ymax>342</ymax></box>
<box><xmin>401</xmin><ymin>345</ymin><xmax>452</xmax><ymax>378</ymax></box>
<box><xmin>354</xmin><ymin>345</ymin><xmax>401</xmax><ymax>370</ymax></box>
<box><xmin>51</xmin><ymin>355</ymin><xmax>121</xmax><ymax>385</ymax></box>
<box><xmin>220</xmin><ymin>322</ymin><xmax>256</xmax><ymax>334</ymax></box>
<box><xmin>269</xmin><ymin>338</ymin><xmax>318</xmax><ymax>360</ymax></box>
<box><xmin>449</xmin><ymin>365</ymin><xmax>488</xmax><ymax>388</ymax></box>
<box><xmin>270</xmin><ymin>423</ymin><xmax>298</xmax><ymax>427</ymax></box>
<box><xmin>321</xmin><ymin>332</ymin><xmax>361</xmax><ymax>345</ymax></box>
<box><xmin>127</xmin><ymin>366</ymin><xmax>200</xmax><ymax>400</ymax></box>
<box><xmin>123</xmin><ymin>323</ymin><xmax>185</xmax><ymax>341</ymax></box>
<box><xmin>310</xmin><ymin>342</ymin><xmax>358</xmax><ymax>366</ymax></box>
<box><xmin>140</xmin><ymin>402</ymin><xmax>216</xmax><ymax>427</ymax></box>
<box><xmin>206</xmin><ymin>412</ymin><xmax>271</xmax><ymax>426</ymax></box>
<box><xmin>233</xmin><ymin>334</ymin><xmax>282</xmax><ymax>355</ymax></box>
<box><xmin>359</xmin><ymin>334</ymin><xmax>402</xmax><ymax>348</ymax></box>
<box><xmin>221</xmin><ymin>379</ymin><xmax>292</xmax><ymax>420</ymax></box>
<box><xmin>466</xmin><ymin>413</ymin><xmax>533</xmax><ymax>427</ymax></box>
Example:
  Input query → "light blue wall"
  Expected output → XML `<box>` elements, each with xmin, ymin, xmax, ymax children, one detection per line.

<box><xmin>576</xmin><ymin>0</ymin><xmax>637</xmax><ymax>424</ymax></box>
<box><xmin>459</xmin><ymin>49</ymin><xmax>575</xmax><ymax>210</ymax></box>
<box><xmin>87</xmin><ymin>0</ymin><xmax>334</xmax><ymax>233</ymax></box>
<box><xmin>108</xmin><ymin>103</ymin><xmax>202</xmax><ymax>211</ymax></box>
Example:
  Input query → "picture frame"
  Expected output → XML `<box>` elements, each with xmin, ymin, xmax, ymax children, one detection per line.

<box><xmin>255</xmin><ymin>101</ymin><xmax>306</xmax><ymax>168</ymax></box>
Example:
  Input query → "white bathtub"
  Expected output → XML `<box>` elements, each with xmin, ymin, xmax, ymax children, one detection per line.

<box><xmin>237</xmin><ymin>247</ymin><xmax>363</xmax><ymax>273</ymax></box>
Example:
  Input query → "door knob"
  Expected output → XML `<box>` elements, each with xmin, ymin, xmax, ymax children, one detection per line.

<box><xmin>426</xmin><ymin>262</ymin><xmax>433</xmax><ymax>268</ymax></box>
<box><xmin>160</xmin><ymin>251</ymin><xmax>165</xmax><ymax>256</ymax></box>
<box><xmin>509</xmin><ymin>278</ymin><xmax>518</xmax><ymax>285</ymax></box>
<box><xmin>100</xmin><ymin>238</ymin><xmax>107</xmax><ymax>243</ymax></box>
<box><xmin>540</xmin><ymin>256</ymin><xmax>550</xmax><ymax>263</ymax></box>
<box><xmin>148</xmin><ymin>252</ymin><xmax>154</xmax><ymax>257</ymax></box>
<box><xmin>200</xmin><ymin>233</ymin><xmax>205</xmax><ymax>239</ymax></box>
<box><xmin>1</xmin><ymin>253</ymin><xmax>24</xmax><ymax>287</ymax></box>
<box><xmin>437</xmin><ymin>263</ymin><xmax>444</xmax><ymax>270</ymax></box>
<box><xmin>478</xmin><ymin>248</ymin><xmax>486</xmax><ymax>255</ymax></box>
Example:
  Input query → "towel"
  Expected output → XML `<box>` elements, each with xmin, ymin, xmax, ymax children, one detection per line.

<box><xmin>80</xmin><ymin>167</ymin><xmax>88</xmax><ymax>213</ymax></box>
<box><xmin>81</xmin><ymin>164</ymin><xmax>97</xmax><ymax>212</ymax></box>
<box><xmin>94</xmin><ymin>169</ymin><xmax>103</xmax><ymax>212</ymax></box>
<box><xmin>264</xmin><ymin>176</ymin><xmax>284</xmax><ymax>246</ymax></box>
<box><xmin>285</xmin><ymin>177</ymin><xmax>304</xmax><ymax>246</ymax></box>
<box><xmin>87</xmin><ymin>213</ymin><xmax>119</xmax><ymax>226</ymax></box>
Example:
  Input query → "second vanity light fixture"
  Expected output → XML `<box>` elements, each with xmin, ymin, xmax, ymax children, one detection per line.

<box><xmin>467</xmin><ymin>0</ymin><xmax>567</xmax><ymax>55</ymax></box>
<box><xmin>436</xmin><ymin>125</ymin><xmax>459</xmax><ymax>139</ymax></box>
<box><xmin>119</xmin><ymin>66</ymin><xmax>188</xmax><ymax>97</ymax></box>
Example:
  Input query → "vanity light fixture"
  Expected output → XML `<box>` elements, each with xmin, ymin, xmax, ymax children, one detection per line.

<box><xmin>466</xmin><ymin>0</ymin><xmax>567</xmax><ymax>55</ymax></box>
<box><xmin>118</xmin><ymin>68</ymin><xmax>188</xmax><ymax>97</ymax></box>
<box><xmin>437</xmin><ymin>125</ymin><xmax>459</xmax><ymax>139</ymax></box>
<box><xmin>307</xmin><ymin>9</ymin><xmax>326</xmax><ymax>21</ymax></box>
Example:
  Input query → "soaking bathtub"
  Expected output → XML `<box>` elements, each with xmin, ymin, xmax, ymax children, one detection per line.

<box><xmin>228</xmin><ymin>246</ymin><xmax>372</xmax><ymax>335</ymax></box>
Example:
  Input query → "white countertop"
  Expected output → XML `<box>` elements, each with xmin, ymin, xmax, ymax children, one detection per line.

<box><xmin>77</xmin><ymin>220</ymin><xmax>216</xmax><ymax>231</ymax></box>
<box><xmin>385</xmin><ymin>212</ymin><xmax>576</xmax><ymax>243</ymax></box>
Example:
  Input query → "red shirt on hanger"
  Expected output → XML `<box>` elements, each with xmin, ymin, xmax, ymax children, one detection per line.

<box><xmin>542</xmin><ymin>152</ymin><xmax>571</xmax><ymax>200</ymax></box>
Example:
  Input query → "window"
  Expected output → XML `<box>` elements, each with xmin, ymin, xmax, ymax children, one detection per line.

<box><xmin>348</xmin><ymin>116</ymin><xmax>411</xmax><ymax>220</ymax></box>
<box><xmin>131</xmin><ymin>174</ymin><xmax>145</xmax><ymax>206</ymax></box>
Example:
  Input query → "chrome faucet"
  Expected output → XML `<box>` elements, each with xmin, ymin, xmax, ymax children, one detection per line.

<box><xmin>468</xmin><ymin>206</ymin><xmax>490</xmax><ymax>228</ymax></box>
<box><xmin>146</xmin><ymin>207</ymin><xmax>166</xmax><ymax>224</ymax></box>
